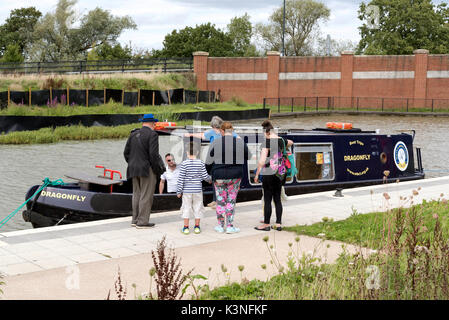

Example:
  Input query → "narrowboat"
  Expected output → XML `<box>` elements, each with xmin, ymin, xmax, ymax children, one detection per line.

<box><xmin>22</xmin><ymin>124</ymin><xmax>424</xmax><ymax>228</ymax></box>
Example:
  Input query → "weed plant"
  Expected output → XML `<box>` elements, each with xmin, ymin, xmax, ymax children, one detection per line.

<box><xmin>199</xmin><ymin>191</ymin><xmax>449</xmax><ymax>300</ymax></box>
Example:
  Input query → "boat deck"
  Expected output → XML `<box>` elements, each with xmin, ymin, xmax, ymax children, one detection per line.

<box><xmin>1</xmin><ymin>175</ymin><xmax>448</xmax><ymax>279</ymax></box>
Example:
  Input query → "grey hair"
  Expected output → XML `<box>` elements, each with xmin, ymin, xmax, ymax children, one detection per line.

<box><xmin>210</xmin><ymin>116</ymin><xmax>223</xmax><ymax>129</ymax></box>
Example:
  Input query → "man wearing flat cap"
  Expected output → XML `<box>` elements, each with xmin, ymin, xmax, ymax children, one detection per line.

<box><xmin>124</xmin><ymin>114</ymin><xmax>165</xmax><ymax>228</ymax></box>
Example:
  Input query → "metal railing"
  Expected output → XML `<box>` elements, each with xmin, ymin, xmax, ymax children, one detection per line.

<box><xmin>263</xmin><ymin>96</ymin><xmax>449</xmax><ymax>113</ymax></box>
<box><xmin>0</xmin><ymin>57</ymin><xmax>193</xmax><ymax>74</ymax></box>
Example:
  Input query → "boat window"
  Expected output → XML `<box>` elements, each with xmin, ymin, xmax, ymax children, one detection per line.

<box><xmin>294</xmin><ymin>143</ymin><xmax>335</xmax><ymax>182</ymax></box>
<box><xmin>200</xmin><ymin>142</ymin><xmax>211</xmax><ymax>162</ymax></box>
<box><xmin>158</xmin><ymin>134</ymin><xmax>184</xmax><ymax>166</ymax></box>
<box><xmin>247</xmin><ymin>143</ymin><xmax>262</xmax><ymax>185</ymax></box>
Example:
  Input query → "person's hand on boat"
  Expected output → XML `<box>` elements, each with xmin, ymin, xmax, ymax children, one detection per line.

<box><xmin>177</xmin><ymin>193</ymin><xmax>182</xmax><ymax>198</ymax></box>
<box><xmin>254</xmin><ymin>175</ymin><xmax>259</xmax><ymax>183</ymax></box>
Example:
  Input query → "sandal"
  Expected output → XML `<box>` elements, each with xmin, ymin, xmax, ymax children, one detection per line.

<box><xmin>255</xmin><ymin>226</ymin><xmax>271</xmax><ymax>231</ymax></box>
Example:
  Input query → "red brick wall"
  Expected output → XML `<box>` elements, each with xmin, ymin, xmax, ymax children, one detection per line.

<box><xmin>193</xmin><ymin>50</ymin><xmax>449</xmax><ymax>104</ymax></box>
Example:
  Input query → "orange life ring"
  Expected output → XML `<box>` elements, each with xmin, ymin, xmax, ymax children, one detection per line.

<box><xmin>326</xmin><ymin>122</ymin><xmax>353</xmax><ymax>130</ymax></box>
<box><xmin>154</xmin><ymin>122</ymin><xmax>177</xmax><ymax>130</ymax></box>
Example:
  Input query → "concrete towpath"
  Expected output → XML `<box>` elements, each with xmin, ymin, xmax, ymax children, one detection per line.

<box><xmin>0</xmin><ymin>175</ymin><xmax>448</xmax><ymax>299</ymax></box>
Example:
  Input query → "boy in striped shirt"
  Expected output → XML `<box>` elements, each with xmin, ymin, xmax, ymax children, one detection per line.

<box><xmin>177</xmin><ymin>141</ymin><xmax>211</xmax><ymax>234</ymax></box>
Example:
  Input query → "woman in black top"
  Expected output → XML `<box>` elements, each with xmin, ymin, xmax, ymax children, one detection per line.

<box><xmin>206</xmin><ymin>122</ymin><xmax>251</xmax><ymax>234</ymax></box>
<box><xmin>254</xmin><ymin>120</ymin><xmax>293</xmax><ymax>231</ymax></box>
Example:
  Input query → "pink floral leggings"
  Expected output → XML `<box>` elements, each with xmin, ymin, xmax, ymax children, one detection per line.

<box><xmin>214</xmin><ymin>178</ymin><xmax>241</xmax><ymax>227</ymax></box>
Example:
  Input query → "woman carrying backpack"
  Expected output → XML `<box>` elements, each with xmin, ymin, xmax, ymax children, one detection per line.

<box><xmin>254</xmin><ymin>120</ymin><xmax>293</xmax><ymax>231</ymax></box>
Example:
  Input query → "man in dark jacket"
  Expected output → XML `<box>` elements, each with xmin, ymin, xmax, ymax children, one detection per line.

<box><xmin>124</xmin><ymin>114</ymin><xmax>163</xmax><ymax>229</ymax></box>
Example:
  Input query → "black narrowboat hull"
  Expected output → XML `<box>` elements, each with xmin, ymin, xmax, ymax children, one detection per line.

<box><xmin>23</xmin><ymin>173</ymin><xmax>424</xmax><ymax>228</ymax></box>
<box><xmin>22</xmin><ymin>127</ymin><xmax>425</xmax><ymax>228</ymax></box>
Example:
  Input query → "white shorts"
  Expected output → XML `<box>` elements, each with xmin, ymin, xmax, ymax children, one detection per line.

<box><xmin>180</xmin><ymin>193</ymin><xmax>205</xmax><ymax>219</ymax></box>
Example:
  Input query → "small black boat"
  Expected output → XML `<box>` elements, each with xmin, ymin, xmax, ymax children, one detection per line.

<box><xmin>23</xmin><ymin>124</ymin><xmax>424</xmax><ymax>228</ymax></box>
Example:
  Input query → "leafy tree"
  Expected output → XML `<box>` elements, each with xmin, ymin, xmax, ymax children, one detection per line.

<box><xmin>227</xmin><ymin>13</ymin><xmax>259</xmax><ymax>56</ymax></box>
<box><xmin>156</xmin><ymin>23</ymin><xmax>235</xmax><ymax>57</ymax></box>
<box><xmin>0</xmin><ymin>7</ymin><xmax>42</xmax><ymax>59</ymax></box>
<box><xmin>255</xmin><ymin>0</ymin><xmax>330</xmax><ymax>56</ymax></box>
<box><xmin>87</xmin><ymin>43</ymin><xmax>133</xmax><ymax>61</ymax></box>
<box><xmin>1</xmin><ymin>44</ymin><xmax>25</xmax><ymax>63</ymax></box>
<box><xmin>314</xmin><ymin>36</ymin><xmax>358</xmax><ymax>56</ymax></box>
<box><xmin>27</xmin><ymin>0</ymin><xmax>136</xmax><ymax>61</ymax></box>
<box><xmin>357</xmin><ymin>0</ymin><xmax>449</xmax><ymax>54</ymax></box>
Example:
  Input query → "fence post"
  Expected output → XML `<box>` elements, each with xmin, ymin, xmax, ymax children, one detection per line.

<box><xmin>121</xmin><ymin>89</ymin><xmax>124</xmax><ymax>105</ymax></box>
<box><xmin>278</xmin><ymin>97</ymin><xmax>280</xmax><ymax>113</ymax></box>
<box><xmin>67</xmin><ymin>87</ymin><xmax>70</xmax><ymax>106</ymax></box>
<box><xmin>304</xmin><ymin>97</ymin><xmax>306</xmax><ymax>112</ymax></box>
<box><xmin>316</xmin><ymin>97</ymin><xmax>318</xmax><ymax>112</ymax></box>
<box><xmin>357</xmin><ymin>97</ymin><xmax>359</xmax><ymax>111</ymax></box>
<box><xmin>164</xmin><ymin>58</ymin><xmax>167</xmax><ymax>73</ymax></box>
<box><xmin>382</xmin><ymin>98</ymin><xmax>384</xmax><ymax>111</ymax></box>
<box><xmin>153</xmin><ymin>91</ymin><xmax>155</xmax><ymax>106</ymax></box>
<box><xmin>138</xmin><ymin>89</ymin><xmax>141</xmax><ymax>107</ymax></box>
<box><xmin>431</xmin><ymin>99</ymin><xmax>434</xmax><ymax>112</ymax></box>
<box><xmin>79</xmin><ymin>61</ymin><xmax>83</xmax><ymax>74</ymax></box>
<box><xmin>406</xmin><ymin>98</ymin><xmax>409</xmax><ymax>112</ymax></box>
<box><xmin>291</xmin><ymin>97</ymin><xmax>294</xmax><ymax>113</ymax></box>
<box><xmin>50</xmin><ymin>87</ymin><xmax>52</xmax><ymax>104</ymax></box>
<box><xmin>86</xmin><ymin>89</ymin><xmax>89</xmax><ymax>107</ymax></box>
<box><xmin>103</xmin><ymin>87</ymin><xmax>106</xmax><ymax>105</ymax></box>
<box><xmin>29</xmin><ymin>87</ymin><xmax>31</xmax><ymax>107</ymax></box>
<box><xmin>263</xmin><ymin>98</ymin><xmax>266</xmax><ymax>110</ymax></box>
<box><xmin>7</xmin><ymin>87</ymin><xmax>10</xmax><ymax>106</ymax></box>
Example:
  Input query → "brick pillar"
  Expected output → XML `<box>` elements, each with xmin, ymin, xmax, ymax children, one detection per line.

<box><xmin>266</xmin><ymin>51</ymin><xmax>280</xmax><ymax>99</ymax></box>
<box><xmin>413</xmin><ymin>49</ymin><xmax>428</xmax><ymax>108</ymax></box>
<box><xmin>193</xmin><ymin>51</ymin><xmax>209</xmax><ymax>91</ymax></box>
<box><xmin>340</xmin><ymin>51</ymin><xmax>354</xmax><ymax>108</ymax></box>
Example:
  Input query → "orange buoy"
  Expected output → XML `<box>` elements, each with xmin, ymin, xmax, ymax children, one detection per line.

<box><xmin>326</xmin><ymin>122</ymin><xmax>353</xmax><ymax>130</ymax></box>
<box><xmin>154</xmin><ymin>122</ymin><xmax>177</xmax><ymax>130</ymax></box>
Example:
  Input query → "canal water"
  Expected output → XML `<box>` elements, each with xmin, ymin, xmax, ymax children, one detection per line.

<box><xmin>1</xmin><ymin>114</ymin><xmax>448</xmax><ymax>231</ymax></box>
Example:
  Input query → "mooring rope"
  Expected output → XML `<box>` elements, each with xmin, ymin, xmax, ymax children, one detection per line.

<box><xmin>0</xmin><ymin>178</ymin><xmax>66</xmax><ymax>229</ymax></box>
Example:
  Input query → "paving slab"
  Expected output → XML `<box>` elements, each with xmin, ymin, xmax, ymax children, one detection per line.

<box><xmin>0</xmin><ymin>175</ymin><xmax>448</xmax><ymax>299</ymax></box>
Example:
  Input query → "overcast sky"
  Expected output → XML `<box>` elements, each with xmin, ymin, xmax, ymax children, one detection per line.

<box><xmin>0</xmin><ymin>0</ymin><xmax>394</xmax><ymax>52</ymax></box>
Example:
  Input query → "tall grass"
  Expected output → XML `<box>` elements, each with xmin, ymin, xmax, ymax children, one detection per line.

<box><xmin>0</xmin><ymin>72</ymin><xmax>196</xmax><ymax>91</ymax></box>
<box><xmin>199</xmin><ymin>193</ymin><xmax>449</xmax><ymax>300</ymax></box>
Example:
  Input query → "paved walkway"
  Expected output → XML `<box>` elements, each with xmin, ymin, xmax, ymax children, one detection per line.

<box><xmin>0</xmin><ymin>176</ymin><xmax>448</xmax><ymax>299</ymax></box>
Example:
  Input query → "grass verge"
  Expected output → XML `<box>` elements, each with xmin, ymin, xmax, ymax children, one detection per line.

<box><xmin>0</xmin><ymin>101</ymin><xmax>262</xmax><ymax>117</ymax></box>
<box><xmin>197</xmin><ymin>194</ymin><xmax>449</xmax><ymax>299</ymax></box>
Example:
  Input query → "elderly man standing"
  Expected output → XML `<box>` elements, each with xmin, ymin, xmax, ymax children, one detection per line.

<box><xmin>124</xmin><ymin>114</ymin><xmax>164</xmax><ymax>229</ymax></box>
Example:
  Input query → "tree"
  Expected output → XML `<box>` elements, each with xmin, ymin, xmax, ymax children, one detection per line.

<box><xmin>0</xmin><ymin>7</ymin><xmax>42</xmax><ymax>59</ymax></box>
<box><xmin>227</xmin><ymin>13</ymin><xmax>259</xmax><ymax>56</ymax></box>
<box><xmin>314</xmin><ymin>36</ymin><xmax>357</xmax><ymax>56</ymax></box>
<box><xmin>357</xmin><ymin>0</ymin><xmax>449</xmax><ymax>55</ymax></box>
<box><xmin>1</xmin><ymin>44</ymin><xmax>25</xmax><ymax>63</ymax></box>
<box><xmin>255</xmin><ymin>0</ymin><xmax>330</xmax><ymax>56</ymax></box>
<box><xmin>27</xmin><ymin>0</ymin><xmax>136</xmax><ymax>61</ymax></box>
<box><xmin>157</xmin><ymin>23</ymin><xmax>235</xmax><ymax>57</ymax></box>
<box><xmin>87</xmin><ymin>43</ymin><xmax>133</xmax><ymax>60</ymax></box>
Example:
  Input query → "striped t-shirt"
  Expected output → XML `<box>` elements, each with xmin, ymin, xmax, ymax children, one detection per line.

<box><xmin>176</xmin><ymin>159</ymin><xmax>211</xmax><ymax>194</ymax></box>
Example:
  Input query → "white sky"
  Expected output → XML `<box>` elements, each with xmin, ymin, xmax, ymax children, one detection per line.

<box><xmin>0</xmin><ymin>0</ymin><xmax>409</xmax><ymax>52</ymax></box>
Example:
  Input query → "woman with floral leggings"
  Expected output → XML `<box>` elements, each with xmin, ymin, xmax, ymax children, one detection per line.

<box><xmin>206</xmin><ymin>122</ymin><xmax>251</xmax><ymax>234</ymax></box>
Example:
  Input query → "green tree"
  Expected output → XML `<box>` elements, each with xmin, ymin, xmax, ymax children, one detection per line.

<box><xmin>255</xmin><ymin>0</ymin><xmax>330</xmax><ymax>56</ymax></box>
<box><xmin>157</xmin><ymin>23</ymin><xmax>235</xmax><ymax>57</ymax></box>
<box><xmin>0</xmin><ymin>7</ymin><xmax>42</xmax><ymax>59</ymax></box>
<box><xmin>27</xmin><ymin>0</ymin><xmax>136</xmax><ymax>61</ymax></box>
<box><xmin>227</xmin><ymin>13</ymin><xmax>259</xmax><ymax>56</ymax></box>
<box><xmin>1</xmin><ymin>44</ymin><xmax>25</xmax><ymax>63</ymax></box>
<box><xmin>87</xmin><ymin>43</ymin><xmax>133</xmax><ymax>60</ymax></box>
<box><xmin>357</xmin><ymin>0</ymin><xmax>449</xmax><ymax>55</ymax></box>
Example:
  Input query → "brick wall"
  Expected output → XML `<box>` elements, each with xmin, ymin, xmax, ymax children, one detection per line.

<box><xmin>193</xmin><ymin>49</ymin><xmax>449</xmax><ymax>105</ymax></box>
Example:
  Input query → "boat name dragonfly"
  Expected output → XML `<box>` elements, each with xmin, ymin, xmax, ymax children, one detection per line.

<box><xmin>41</xmin><ymin>190</ymin><xmax>86</xmax><ymax>202</ymax></box>
<box><xmin>344</xmin><ymin>154</ymin><xmax>371</xmax><ymax>161</ymax></box>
